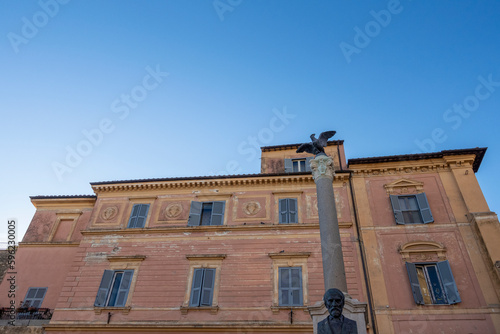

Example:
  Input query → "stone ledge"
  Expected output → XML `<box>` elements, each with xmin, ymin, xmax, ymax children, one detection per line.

<box><xmin>270</xmin><ymin>306</ymin><xmax>310</xmax><ymax>314</ymax></box>
<box><xmin>180</xmin><ymin>306</ymin><xmax>219</xmax><ymax>315</ymax></box>
<box><xmin>94</xmin><ymin>306</ymin><xmax>131</xmax><ymax>315</ymax></box>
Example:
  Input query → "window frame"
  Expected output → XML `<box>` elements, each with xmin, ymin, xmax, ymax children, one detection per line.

<box><xmin>278</xmin><ymin>267</ymin><xmax>303</xmax><ymax>307</ymax></box>
<box><xmin>182</xmin><ymin>254</ymin><xmax>225</xmax><ymax>314</ymax></box>
<box><xmin>187</xmin><ymin>201</ymin><xmax>226</xmax><ymax>226</ymax></box>
<box><xmin>390</xmin><ymin>193</ymin><xmax>433</xmax><ymax>225</ymax></box>
<box><xmin>279</xmin><ymin>198</ymin><xmax>298</xmax><ymax>224</ymax></box>
<box><xmin>405</xmin><ymin>260</ymin><xmax>461</xmax><ymax>305</ymax></box>
<box><xmin>268</xmin><ymin>252</ymin><xmax>310</xmax><ymax>311</ymax></box>
<box><xmin>189</xmin><ymin>268</ymin><xmax>216</xmax><ymax>307</ymax></box>
<box><xmin>284</xmin><ymin>157</ymin><xmax>313</xmax><ymax>173</ymax></box>
<box><xmin>22</xmin><ymin>287</ymin><xmax>48</xmax><ymax>308</ymax></box>
<box><xmin>127</xmin><ymin>203</ymin><xmax>150</xmax><ymax>228</ymax></box>
<box><xmin>94</xmin><ymin>269</ymin><xmax>134</xmax><ymax>308</ymax></box>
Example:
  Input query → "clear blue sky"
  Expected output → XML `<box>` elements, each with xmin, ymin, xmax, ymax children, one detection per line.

<box><xmin>1</xmin><ymin>0</ymin><xmax>499</xmax><ymax>245</ymax></box>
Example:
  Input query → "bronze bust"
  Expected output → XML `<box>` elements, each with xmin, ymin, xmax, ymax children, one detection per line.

<box><xmin>317</xmin><ymin>289</ymin><xmax>357</xmax><ymax>334</ymax></box>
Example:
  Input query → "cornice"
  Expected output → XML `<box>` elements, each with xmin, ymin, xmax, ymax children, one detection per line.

<box><xmin>107</xmin><ymin>255</ymin><xmax>146</xmax><ymax>262</ymax></box>
<box><xmin>261</xmin><ymin>140</ymin><xmax>344</xmax><ymax>152</ymax></box>
<box><xmin>186</xmin><ymin>254</ymin><xmax>226</xmax><ymax>261</ymax></box>
<box><xmin>268</xmin><ymin>252</ymin><xmax>311</xmax><ymax>259</ymax></box>
<box><xmin>18</xmin><ymin>242</ymin><xmax>80</xmax><ymax>247</ymax></box>
<box><xmin>44</xmin><ymin>323</ymin><xmax>312</xmax><ymax>332</ymax></box>
<box><xmin>30</xmin><ymin>197</ymin><xmax>96</xmax><ymax>209</ymax></box>
<box><xmin>80</xmin><ymin>223</ymin><xmax>324</xmax><ymax>236</ymax></box>
<box><xmin>91</xmin><ymin>174</ymin><xmax>349</xmax><ymax>194</ymax></box>
<box><xmin>349</xmin><ymin>148</ymin><xmax>486</xmax><ymax>173</ymax></box>
<box><xmin>350</xmin><ymin>161</ymin><xmax>452</xmax><ymax>177</ymax></box>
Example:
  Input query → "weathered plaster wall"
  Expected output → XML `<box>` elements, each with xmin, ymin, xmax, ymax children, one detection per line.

<box><xmin>351</xmin><ymin>156</ymin><xmax>500</xmax><ymax>334</ymax></box>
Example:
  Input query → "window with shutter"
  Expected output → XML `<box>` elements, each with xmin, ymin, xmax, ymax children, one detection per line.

<box><xmin>405</xmin><ymin>260</ymin><xmax>460</xmax><ymax>305</ymax></box>
<box><xmin>279</xmin><ymin>198</ymin><xmax>298</xmax><ymax>224</ymax></box>
<box><xmin>189</xmin><ymin>268</ymin><xmax>216</xmax><ymax>307</ymax></box>
<box><xmin>187</xmin><ymin>201</ymin><xmax>225</xmax><ymax>226</ymax></box>
<box><xmin>22</xmin><ymin>287</ymin><xmax>47</xmax><ymax>308</ymax></box>
<box><xmin>390</xmin><ymin>193</ymin><xmax>433</xmax><ymax>225</ymax></box>
<box><xmin>127</xmin><ymin>204</ymin><xmax>150</xmax><ymax>228</ymax></box>
<box><xmin>94</xmin><ymin>270</ymin><xmax>134</xmax><ymax>307</ymax></box>
<box><xmin>278</xmin><ymin>267</ymin><xmax>303</xmax><ymax>306</ymax></box>
<box><xmin>285</xmin><ymin>158</ymin><xmax>312</xmax><ymax>173</ymax></box>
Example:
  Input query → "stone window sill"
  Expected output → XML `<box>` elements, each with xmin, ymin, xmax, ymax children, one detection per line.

<box><xmin>271</xmin><ymin>305</ymin><xmax>309</xmax><ymax>314</ymax></box>
<box><xmin>94</xmin><ymin>306</ymin><xmax>131</xmax><ymax>315</ymax></box>
<box><xmin>180</xmin><ymin>306</ymin><xmax>219</xmax><ymax>315</ymax></box>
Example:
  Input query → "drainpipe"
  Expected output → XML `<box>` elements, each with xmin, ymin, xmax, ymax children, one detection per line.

<box><xmin>349</xmin><ymin>171</ymin><xmax>378</xmax><ymax>334</ymax></box>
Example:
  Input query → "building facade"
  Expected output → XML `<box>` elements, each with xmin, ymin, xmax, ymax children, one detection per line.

<box><xmin>1</xmin><ymin>140</ymin><xmax>499</xmax><ymax>333</ymax></box>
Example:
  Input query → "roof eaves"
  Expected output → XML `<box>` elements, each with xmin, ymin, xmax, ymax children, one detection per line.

<box><xmin>90</xmin><ymin>170</ymin><xmax>351</xmax><ymax>186</ymax></box>
<box><xmin>261</xmin><ymin>140</ymin><xmax>344</xmax><ymax>152</ymax></box>
<box><xmin>348</xmin><ymin>147</ymin><xmax>487</xmax><ymax>172</ymax></box>
<box><xmin>29</xmin><ymin>195</ymin><xmax>97</xmax><ymax>200</ymax></box>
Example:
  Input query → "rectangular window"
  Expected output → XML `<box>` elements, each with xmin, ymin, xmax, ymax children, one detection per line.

<box><xmin>94</xmin><ymin>270</ymin><xmax>134</xmax><ymax>307</ymax></box>
<box><xmin>390</xmin><ymin>193</ymin><xmax>433</xmax><ymax>224</ymax></box>
<box><xmin>284</xmin><ymin>157</ymin><xmax>312</xmax><ymax>173</ymax></box>
<box><xmin>22</xmin><ymin>287</ymin><xmax>47</xmax><ymax>308</ymax></box>
<box><xmin>127</xmin><ymin>204</ymin><xmax>150</xmax><ymax>228</ymax></box>
<box><xmin>279</xmin><ymin>198</ymin><xmax>298</xmax><ymax>224</ymax></box>
<box><xmin>189</xmin><ymin>268</ymin><xmax>216</xmax><ymax>307</ymax></box>
<box><xmin>293</xmin><ymin>159</ymin><xmax>306</xmax><ymax>172</ymax></box>
<box><xmin>187</xmin><ymin>201</ymin><xmax>225</xmax><ymax>226</ymax></box>
<box><xmin>279</xmin><ymin>267</ymin><xmax>303</xmax><ymax>306</ymax></box>
<box><xmin>406</xmin><ymin>261</ymin><xmax>461</xmax><ymax>305</ymax></box>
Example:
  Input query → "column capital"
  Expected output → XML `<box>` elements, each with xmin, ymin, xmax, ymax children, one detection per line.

<box><xmin>310</xmin><ymin>154</ymin><xmax>335</xmax><ymax>181</ymax></box>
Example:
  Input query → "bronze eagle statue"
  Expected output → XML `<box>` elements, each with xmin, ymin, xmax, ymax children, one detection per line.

<box><xmin>296</xmin><ymin>131</ymin><xmax>336</xmax><ymax>155</ymax></box>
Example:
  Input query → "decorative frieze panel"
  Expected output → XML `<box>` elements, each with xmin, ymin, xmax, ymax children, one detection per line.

<box><xmin>352</xmin><ymin>164</ymin><xmax>450</xmax><ymax>177</ymax></box>
<box><xmin>384</xmin><ymin>178</ymin><xmax>424</xmax><ymax>195</ymax></box>
<box><xmin>93</xmin><ymin>202</ymin><xmax>125</xmax><ymax>227</ymax></box>
<box><xmin>399</xmin><ymin>241</ymin><xmax>447</xmax><ymax>262</ymax></box>
<box><xmin>232</xmin><ymin>195</ymin><xmax>270</xmax><ymax>221</ymax></box>
<box><xmin>156</xmin><ymin>200</ymin><xmax>191</xmax><ymax>223</ymax></box>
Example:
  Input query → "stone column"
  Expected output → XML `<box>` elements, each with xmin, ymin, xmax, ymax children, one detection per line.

<box><xmin>310</xmin><ymin>153</ymin><xmax>348</xmax><ymax>293</ymax></box>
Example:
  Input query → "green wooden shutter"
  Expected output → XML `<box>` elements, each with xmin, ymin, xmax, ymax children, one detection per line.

<box><xmin>288</xmin><ymin>199</ymin><xmax>297</xmax><ymax>224</ymax></box>
<box><xmin>279</xmin><ymin>267</ymin><xmax>290</xmax><ymax>306</ymax></box>
<box><xmin>95</xmin><ymin>270</ymin><xmax>114</xmax><ymax>307</ymax></box>
<box><xmin>390</xmin><ymin>195</ymin><xmax>405</xmax><ymax>225</ymax></box>
<box><xmin>190</xmin><ymin>268</ymin><xmax>204</xmax><ymax>306</ymax></box>
<box><xmin>23</xmin><ymin>287</ymin><xmax>47</xmax><ymax>308</ymax></box>
<box><xmin>210</xmin><ymin>201</ymin><xmax>225</xmax><ymax>226</ymax></box>
<box><xmin>127</xmin><ymin>204</ymin><xmax>141</xmax><ymax>228</ymax></box>
<box><xmin>23</xmin><ymin>288</ymin><xmax>37</xmax><ymax>307</ymax></box>
<box><xmin>416</xmin><ymin>193</ymin><xmax>433</xmax><ymax>224</ymax></box>
<box><xmin>279</xmin><ymin>199</ymin><xmax>288</xmax><ymax>224</ymax></box>
<box><xmin>437</xmin><ymin>261</ymin><xmax>461</xmax><ymax>304</ymax></box>
<box><xmin>115</xmin><ymin>270</ymin><xmax>134</xmax><ymax>307</ymax></box>
<box><xmin>200</xmin><ymin>268</ymin><xmax>216</xmax><ymax>306</ymax></box>
<box><xmin>284</xmin><ymin>159</ymin><xmax>293</xmax><ymax>173</ymax></box>
<box><xmin>305</xmin><ymin>157</ymin><xmax>313</xmax><ymax>172</ymax></box>
<box><xmin>405</xmin><ymin>263</ymin><xmax>424</xmax><ymax>305</ymax></box>
<box><xmin>290</xmin><ymin>267</ymin><xmax>303</xmax><ymax>306</ymax></box>
<box><xmin>188</xmin><ymin>201</ymin><xmax>202</xmax><ymax>226</ymax></box>
<box><xmin>134</xmin><ymin>204</ymin><xmax>149</xmax><ymax>228</ymax></box>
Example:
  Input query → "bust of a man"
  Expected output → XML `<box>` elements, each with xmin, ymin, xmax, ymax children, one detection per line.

<box><xmin>317</xmin><ymin>289</ymin><xmax>357</xmax><ymax>334</ymax></box>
